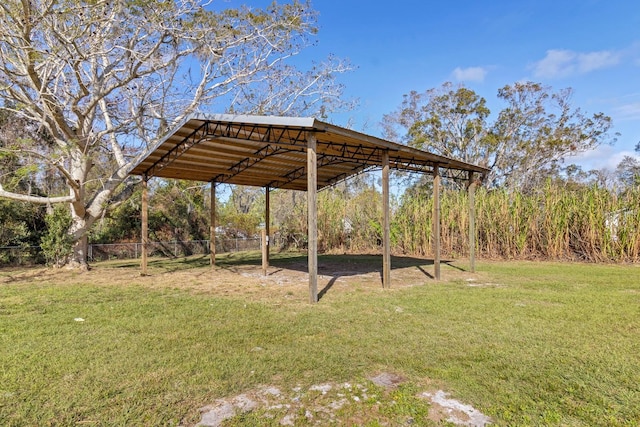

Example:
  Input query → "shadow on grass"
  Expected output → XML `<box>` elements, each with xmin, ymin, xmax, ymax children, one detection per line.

<box><xmin>318</xmin><ymin>276</ymin><xmax>339</xmax><ymax>300</ymax></box>
<box><xmin>267</xmin><ymin>252</ymin><xmax>459</xmax><ymax>276</ymax></box>
<box><xmin>100</xmin><ymin>255</ymin><xmax>212</xmax><ymax>272</ymax></box>
<box><xmin>98</xmin><ymin>251</ymin><xmax>280</xmax><ymax>273</ymax></box>
<box><xmin>0</xmin><ymin>267</ymin><xmax>51</xmax><ymax>284</ymax></box>
<box><xmin>98</xmin><ymin>251</ymin><xmax>460</xmax><ymax>276</ymax></box>
<box><xmin>263</xmin><ymin>253</ymin><xmax>448</xmax><ymax>301</ymax></box>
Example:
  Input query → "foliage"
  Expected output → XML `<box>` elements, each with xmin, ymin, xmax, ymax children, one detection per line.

<box><xmin>0</xmin><ymin>105</ymin><xmax>65</xmax><ymax>208</ymax></box>
<box><xmin>148</xmin><ymin>180</ymin><xmax>210</xmax><ymax>243</ymax></box>
<box><xmin>0</xmin><ymin>199</ymin><xmax>44</xmax><ymax>247</ymax></box>
<box><xmin>1</xmin><ymin>257</ymin><xmax>640</xmax><ymax>425</ymax></box>
<box><xmin>89</xmin><ymin>189</ymin><xmax>142</xmax><ymax>244</ymax></box>
<box><xmin>616</xmin><ymin>156</ymin><xmax>640</xmax><ymax>188</ymax></box>
<box><xmin>218</xmin><ymin>185</ymin><xmax>265</xmax><ymax>238</ymax></box>
<box><xmin>382</xmin><ymin>81</ymin><xmax>616</xmax><ymax>190</ymax></box>
<box><xmin>5</xmin><ymin>153</ymin><xmax>639</xmax><ymax>267</ymax></box>
<box><xmin>40</xmin><ymin>205</ymin><xmax>74</xmax><ymax>267</ymax></box>
<box><xmin>0</xmin><ymin>199</ymin><xmax>46</xmax><ymax>265</ymax></box>
<box><xmin>269</xmin><ymin>189</ymin><xmax>308</xmax><ymax>249</ymax></box>
<box><xmin>317</xmin><ymin>181</ymin><xmax>384</xmax><ymax>252</ymax></box>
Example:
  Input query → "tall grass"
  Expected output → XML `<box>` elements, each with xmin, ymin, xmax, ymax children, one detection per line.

<box><xmin>392</xmin><ymin>184</ymin><xmax>640</xmax><ymax>262</ymax></box>
<box><xmin>318</xmin><ymin>186</ymin><xmax>383</xmax><ymax>252</ymax></box>
<box><xmin>317</xmin><ymin>183</ymin><xmax>640</xmax><ymax>262</ymax></box>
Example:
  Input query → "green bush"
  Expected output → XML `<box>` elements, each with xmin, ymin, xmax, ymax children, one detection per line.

<box><xmin>40</xmin><ymin>206</ymin><xmax>73</xmax><ymax>267</ymax></box>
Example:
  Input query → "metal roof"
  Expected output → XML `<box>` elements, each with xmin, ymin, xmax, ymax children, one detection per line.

<box><xmin>129</xmin><ymin>113</ymin><xmax>489</xmax><ymax>190</ymax></box>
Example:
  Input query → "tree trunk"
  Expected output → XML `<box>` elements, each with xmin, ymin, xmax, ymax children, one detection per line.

<box><xmin>66</xmin><ymin>151</ymin><xmax>91</xmax><ymax>270</ymax></box>
<box><xmin>67</xmin><ymin>212</ymin><xmax>90</xmax><ymax>270</ymax></box>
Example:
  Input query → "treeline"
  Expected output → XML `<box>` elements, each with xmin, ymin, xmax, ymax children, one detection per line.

<box><xmin>3</xmin><ymin>178</ymin><xmax>638</xmax><ymax>265</ymax></box>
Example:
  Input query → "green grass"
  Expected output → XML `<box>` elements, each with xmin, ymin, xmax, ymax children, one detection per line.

<box><xmin>1</xmin><ymin>257</ymin><xmax>640</xmax><ymax>425</ymax></box>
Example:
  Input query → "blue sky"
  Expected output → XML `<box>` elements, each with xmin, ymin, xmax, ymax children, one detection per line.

<box><xmin>238</xmin><ymin>0</ymin><xmax>640</xmax><ymax>172</ymax></box>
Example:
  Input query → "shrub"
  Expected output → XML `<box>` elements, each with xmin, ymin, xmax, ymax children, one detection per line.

<box><xmin>40</xmin><ymin>206</ymin><xmax>73</xmax><ymax>267</ymax></box>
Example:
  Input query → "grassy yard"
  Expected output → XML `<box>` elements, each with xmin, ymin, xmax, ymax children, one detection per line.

<box><xmin>1</xmin><ymin>253</ymin><xmax>639</xmax><ymax>426</ymax></box>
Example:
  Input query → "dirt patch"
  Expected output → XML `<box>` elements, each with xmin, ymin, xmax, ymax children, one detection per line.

<box><xmin>368</xmin><ymin>372</ymin><xmax>406</xmax><ymax>389</ymax></box>
<box><xmin>193</xmin><ymin>382</ymin><xmax>372</xmax><ymax>426</ymax></box>
<box><xmin>421</xmin><ymin>390</ymin><xmax>492</xmax><ymax>426</ymax></box>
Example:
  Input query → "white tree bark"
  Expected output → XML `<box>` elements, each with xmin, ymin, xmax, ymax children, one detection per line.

<box><xmin>0</xmin><ymin>184</ymin><xmax>75</xmax><ymax>204</ymax></box>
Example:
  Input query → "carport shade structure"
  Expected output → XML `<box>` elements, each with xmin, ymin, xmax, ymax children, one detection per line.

<box><xmin>129</xmin><ymin>113</ymin><xmax>490</xmax><ymax>303</ymax></box>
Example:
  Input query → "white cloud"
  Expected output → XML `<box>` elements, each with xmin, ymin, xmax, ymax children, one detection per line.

<box><xmin>613</xmin><ymin>102</ymin><xmax>640</xmax><ymax>121</ymax></box>
<box><xmin>604</xmin><ymin>150</ymin><xmax>640</xmax><ymax>170</ymax></box>
<box><xmin>569</xmin><ymin>146</ymin><xmax>639</xmax><ymax>171</ymax></box>
<box><xmin>577</xmin><ymin>50</ymin><xmax>620</xmax><ymax>73</ymax></box>
<box><xmin>451</xmin><ymin>66</ymin><xmax>488</xmax><ymax>83</ymax></box>
<box><xmin>533</xmin><ymin>50</ymin><xmax>576</xmax><ymax>78</ymax></box>
<box><xmin>532</xmin><ymin>49</ymin><xmax>621</xmax><ymax>79</ymax></box>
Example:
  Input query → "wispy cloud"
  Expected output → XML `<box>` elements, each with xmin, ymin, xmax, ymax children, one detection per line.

<box><xmin>569</xmin><ymin>145</ymin><xmax>638</xmax><ymax>171</ymax></box>
<box><xmin>613</xmin><ymin>102</ymin><xmax>640</xmax><ymax>121</ymax></box>
<box><xmin>451</xmin><ymin>66</ymin><xmax>488</xmax><ymax>83</ymax></box>
<box><xmin>532</xmin><ymin>49</ymin><xmax>621</xmax><ymax>79</ymax></box>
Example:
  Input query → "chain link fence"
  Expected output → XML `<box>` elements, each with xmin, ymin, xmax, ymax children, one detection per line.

<box><xmin>0</xmin><ymin>245</ymin><xmax>44</xmax><ymax>266</ymax></box>
<box><xmin>0</xmin><ymin>237</ymin><xmax>266</xmax><ymax>267</ymax></box>
<box><xmin>87</xmin><ymin>238</ymin><xmax>263</xmax><ymax>262</ymax></box>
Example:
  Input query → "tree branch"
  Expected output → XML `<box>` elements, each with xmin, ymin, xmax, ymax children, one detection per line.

<box><xmin>0</xmin><ymin>183</ymin><xmax>75</xmax><ymax>204</ymax></box>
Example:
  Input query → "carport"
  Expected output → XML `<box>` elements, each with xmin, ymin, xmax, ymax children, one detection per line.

<box><xmin>130</xmin><ymin>113</ymin><xmax>489</xmax><ymax>303</ymax></box>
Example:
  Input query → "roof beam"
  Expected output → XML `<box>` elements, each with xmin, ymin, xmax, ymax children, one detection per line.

<box><xmin>204</xmin><ymin>120</ymin><xmax>311</xmax><ymax>146</ymax></box>
<box><xmin>212</xmin><ymin>143</ymin><xmax>298</xmax><ymax>184</ymax></box>
<box><xmin>143</xmin><ymin>121</ymin><xmax>211</xmax><ymax>177</ymax></box>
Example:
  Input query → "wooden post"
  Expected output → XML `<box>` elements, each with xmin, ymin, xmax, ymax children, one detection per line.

<box><xmin>265</xmin><ymin>185</ymin><xmax>270</xmax><ymax>267</ymax></box>
<box><xmin>382</xmin><ymin>150</ymin><xmax>391</xmax><ymax>288</ymax></box>
<box><xmin>468</xmin><ymin>172</ymin><xmax>477</xmax><ymax>273</ymax></box>
<box><xmin>261</xmin><ymin>228</ymin><xmax>268</xmax><ymax>276</ymax></box>
<box><xmin>210</xmin><ymin>181</ymin><xmax>216</xmax><ymax>268</ymax></box>
<box><xmin>307</xmin><ymin>133</ymin><xmax>318</xmax><ymax>303</ymax></box>
<box><xmin>433</xmin><ymin>165</ymin><xmax>441</xmax><ymax>280</ymax></box>
<box><xmin>141</xmin><ymin>176</ymin><xmax>148</xmax><ymax>275</ymax></box>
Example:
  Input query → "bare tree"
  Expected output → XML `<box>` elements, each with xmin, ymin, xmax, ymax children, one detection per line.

<box><xmin>0</xmin><ymin>0</ymin><xmax>353</xmax><ymax>268</ymax></box>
